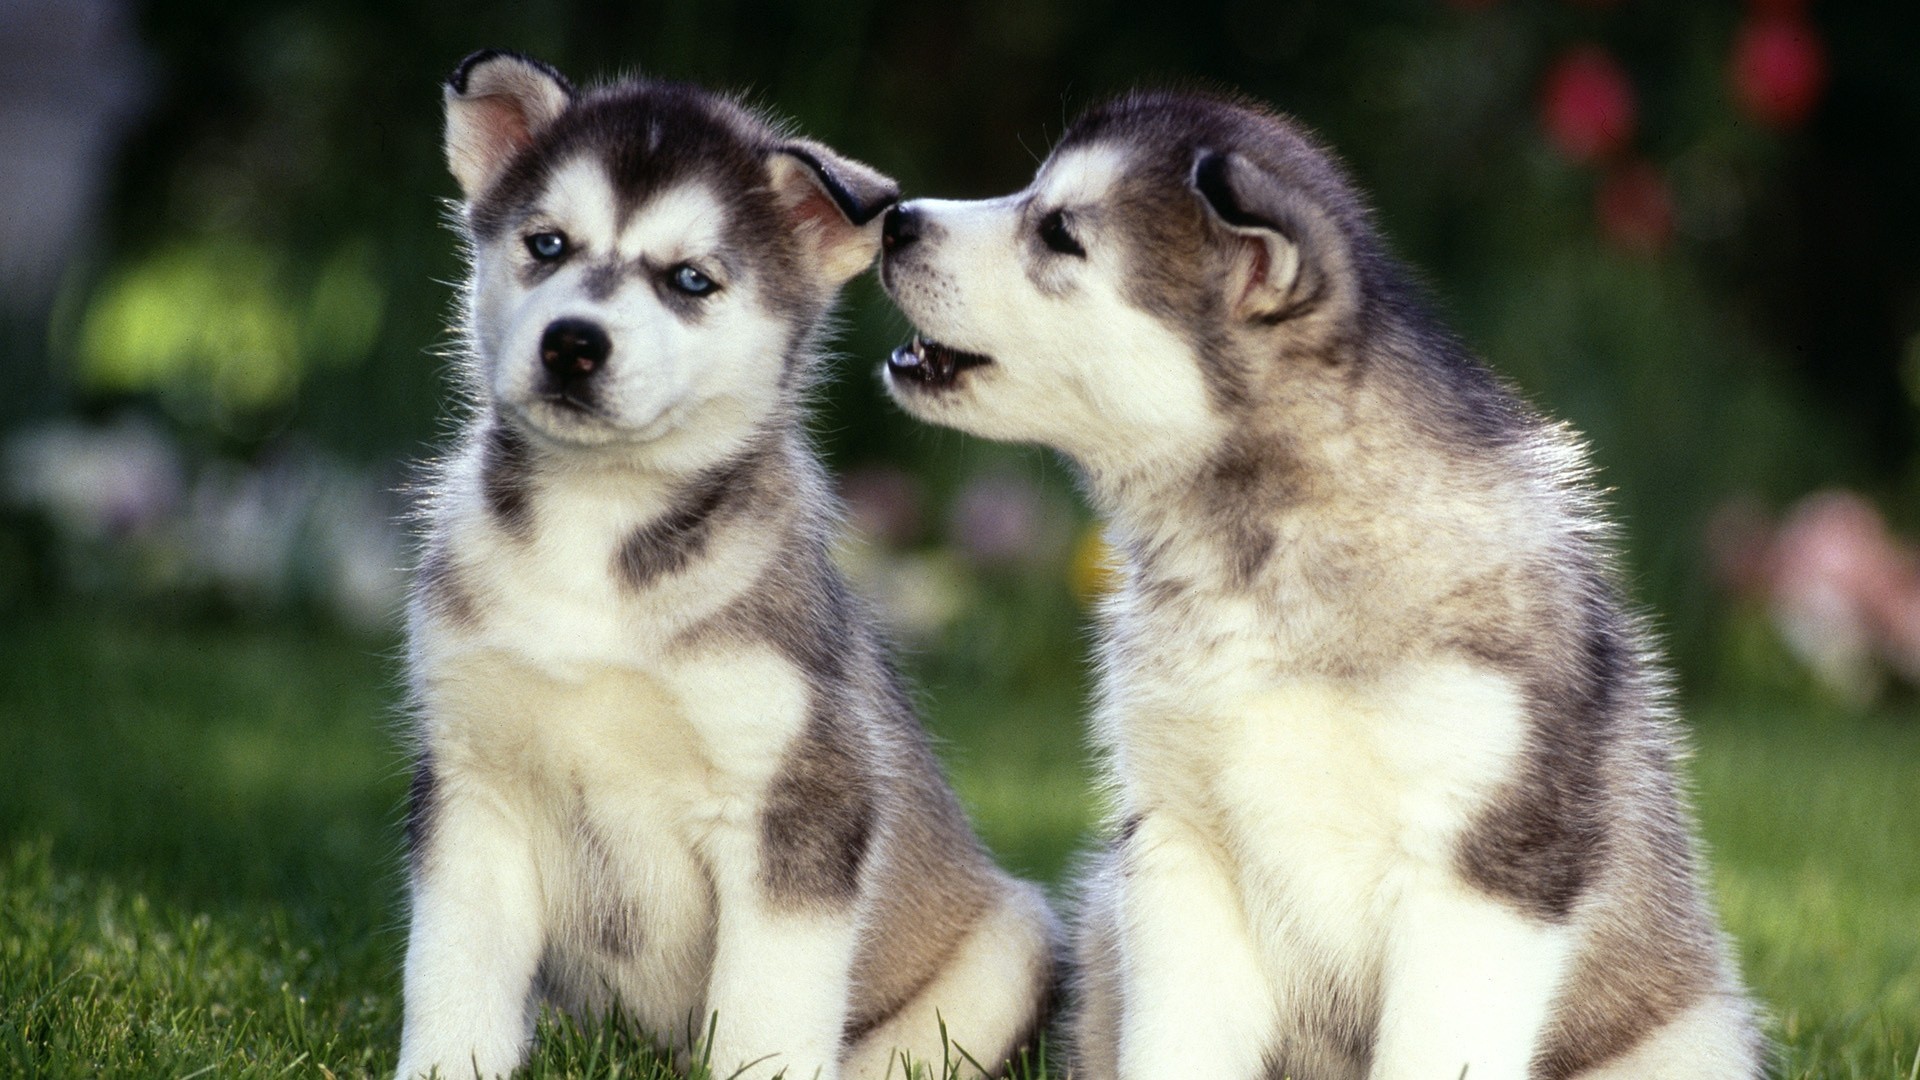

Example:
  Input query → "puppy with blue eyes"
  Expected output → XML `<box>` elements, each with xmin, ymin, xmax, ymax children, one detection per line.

<box><xmin>397</xmin><ymin>50</ymin><xmax>1058</xmax><ymax>1080</ymax></box>
<box><xmin>879</xmin><ymin>90</ymin><xmax>1763</xmax><ymax>1080</ymax></box>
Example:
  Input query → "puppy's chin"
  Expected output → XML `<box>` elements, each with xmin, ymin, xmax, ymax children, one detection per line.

<box><xmin>882</xmin><ymin>362</ymin><xmax>1062</xmax><ymax>452</ymax></box>
<box><xmin>882</xmin><ymin>332</ymin><xmax>996</xmax><ymax>420</ymax></box>
<box><xmin>504</xmin><ymin>395</ymin><xmax>679</xmax><ymax>452</ymax></box>
<box><xmin>881</xmin><ymin>366</ymin><xmax>970</xmax><ymax>423</ymax></box>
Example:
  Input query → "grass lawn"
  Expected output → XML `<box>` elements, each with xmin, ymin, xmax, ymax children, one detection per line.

<box><xmin>2</xmin><ymin>608</ymin><xmax>1916</xmax><ymax>1078</ymax></box>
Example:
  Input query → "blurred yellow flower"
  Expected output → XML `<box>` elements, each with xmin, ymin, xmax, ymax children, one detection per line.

<box><xmin>1069</xmin><ymin>525</ymin><xmax>1119</xmax><ymax>602</ymax></box>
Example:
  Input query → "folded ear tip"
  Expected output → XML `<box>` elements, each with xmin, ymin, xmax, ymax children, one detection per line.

<box><xmin>774</xmin><ymin>143</ymin><xmax>898</xmax><ymax>227</ymax></box>
<box><xmin>446</xmin><ymin>48</ymin><xmax>574</xmax><ymax>100</ymax></box>
<box><xmin>850</xmin><ymin>184</ymin><xmax>900</xmax><ymax>227</ymax></box>
<box><xmin>446</xmin><ymin>48</ymin><xmax>519</xmax><ymax>97</ymax></box>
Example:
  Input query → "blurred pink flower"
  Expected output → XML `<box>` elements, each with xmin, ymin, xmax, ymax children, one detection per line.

<box><xmin>1540</xmin><ymin>46</ymin><xmax>1637</xmax><ymax>164</ymax></box>
<box><xmin>948</xmin><ymin>471</ymin><xmax>1062</xmax><ymax>568</ymax></box>
<box><xmin>1732</xmin><ymin>13</ymin><xmax>1827</xmax><ymax>129</ymax></box>
<box><xmin>840</xmin><ymin>464</ymin><xmax>924</xmax><ymax>548</ymax></box>
<box><xmin>1715</xmin><ymin>490</ymin><xmax>1920</xmax><ymax>699</ymax></box>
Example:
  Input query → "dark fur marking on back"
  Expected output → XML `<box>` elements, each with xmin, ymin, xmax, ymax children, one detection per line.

<box><xmin>760</xmin><ymin>692</ymin><xmax>876</xmax><ymax>907</ymax></box>
<box><xmin>1456</xmin><ymin>583</ymin><xmax>1621</xmax><ymax>921</ymax></box>
<box><xmin>481</xmin><ymin>422</ymin><xmax>535</xmax><ymax>538</ymax></box>
<box><xmin>1533</xmin><ymin>733</ymin><xmax>1730</xmax><ymax>1077</ymax></box>
<box><xmin>1400</xmin><ymin>323</ymin><xmax>1533</xmax><ymax>450</ymax></box>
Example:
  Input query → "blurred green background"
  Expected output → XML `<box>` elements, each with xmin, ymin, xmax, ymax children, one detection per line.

<box><xmin>3</xmin><ymin>0</ymin><xmax>1918</xmax><ymax>1076</ymax></box>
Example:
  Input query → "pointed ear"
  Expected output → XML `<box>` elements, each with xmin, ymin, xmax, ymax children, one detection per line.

<box><xmin>443</xmin><ymin>49</ymin><xmax>574</xmax><ymax>200</ymax></box>
<box><xmin>767</xmin><ymin>139</ymin><xmax>900</xmax><ymax>285</ymax></box>
<box><xmin>1190</xmin><ymin>149</ymin><xmax>1344</xmax><ymax>324</ymax></box>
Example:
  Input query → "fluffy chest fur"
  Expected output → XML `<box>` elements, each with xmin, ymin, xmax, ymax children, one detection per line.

<box><xmin>1098</xmin><ymin>574</ymin><xmax>1537</xmax><ymax>1056</ymax></box>
<box><xmin>1108</xmin><ymin>637</ymin><xmax>1530</xmax><ymax>931</ymax></box>
<box><xmin>415</xmin><ymin>431</ymin><xmax>820</xmax><ymax>784</ymax></box>
<box><xmin>408</xmin><ymin>448</ymin><xmax>816</xmax><ymax>1031</ymax></box>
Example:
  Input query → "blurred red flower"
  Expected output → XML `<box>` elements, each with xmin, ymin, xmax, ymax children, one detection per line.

<box><xmin>1596</xmin><ymin>158</ymin><xmax>1673</xmax><ymax>254</ymax></box>
<box><xmin>1732</xmin><ymin>14</ymin><xmax>1827</xmax><ymax>129</ymax></box>
<box><xmin>1540</xmin><ymin>47</ymin><xmax>1636</xmax><ymax>164</ymax></box>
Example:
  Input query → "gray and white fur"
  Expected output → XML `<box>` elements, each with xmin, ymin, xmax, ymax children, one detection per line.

<box><xmin>398</xmin><ymin>50</ymin><xmax>1058</xmax><ymax>1080</ymax></box>
<box><xmin>879</xmin><ymin>90</ymin><xmax>1762</xmax><ymax>1080</ymax></box>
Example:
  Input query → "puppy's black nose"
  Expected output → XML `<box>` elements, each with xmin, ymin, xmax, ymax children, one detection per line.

<box><xmin>540</xmin><ymin>318</ymin><xmax>611</xmax><ymax>379</ymax></box>
<box><xmin>882</xmin><ymin>205</ymin><xmax>921</xmax><ymax>254</ymax></box>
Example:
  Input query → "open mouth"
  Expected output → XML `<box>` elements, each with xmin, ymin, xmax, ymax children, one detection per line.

<box><xmin>887</xmin><ymin>334</ymin><xmax>993</xmax><ymax>390</ymax></box>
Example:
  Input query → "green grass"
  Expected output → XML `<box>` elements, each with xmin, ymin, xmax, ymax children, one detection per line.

<box><xmin>2</xmin><ymin>609</ymin><xmax>1916</xmax><ymax>1078</ymax></box>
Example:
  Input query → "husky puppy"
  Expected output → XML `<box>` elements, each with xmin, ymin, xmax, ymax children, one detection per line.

<box><xmin>398</xmin><ymin>51</ymin><xmax>1058</xmax><ymax>1080</ymax></box>
<box><xmin>878</xmin><ymin>91</ymin><xmax>1763</xmax><ymax>1080</ymax></box>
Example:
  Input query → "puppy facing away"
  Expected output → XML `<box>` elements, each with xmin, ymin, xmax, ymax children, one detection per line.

<box><xmin>398</xmin><ymin>50</ymin><xmax>1057</xmax><ymax>1080</ymax></box>
<box><xmin>879</xmin><ymin>91</ymin><xmax>1763</xmax><ymax>1079</ymax></box>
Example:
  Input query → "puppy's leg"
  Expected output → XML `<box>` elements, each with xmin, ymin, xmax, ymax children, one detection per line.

<box><xmin>842</xmin><ymin>879</ymin><xmax>1058</xmax><ymax>1080</ymax></box>
<box><xmin>395</xmin><ymin>774</ymin><xmax>544</xmax><ymax>1080</ymax></box>
<box><xmin>699</xmin><ymin>818</ymin><xmax>860</xmax><ymax>1080</ymax></box>
<box><xmin>1369</xmin><ymin>874</ymin><xmax>1570</xmax><ymax>1080</ymax></box>
<box><xmin>676</xmin><ymin>650</ymin><xmax>864</xmax><ymax>1080</ymax></box>
<box><xmin>1113</xmin><ymin>813</ymin><xmax>1276</xmax><ymax>1080</ymax></box>
<box><xmin>1065</xmin><ymin>854</ymin><xmax>1124</xmax><ymax>1080</ymax></box>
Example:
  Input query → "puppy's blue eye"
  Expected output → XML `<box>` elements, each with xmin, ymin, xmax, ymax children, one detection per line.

<box><xmin>669</xmin><ymin>264</ymin><xmax>717</xmax><ymax>296</ymax></box>
<box><xmin>525</xmin><ymin>231</ymin><xmax>568</xmax><ymax>261</ymax></box>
